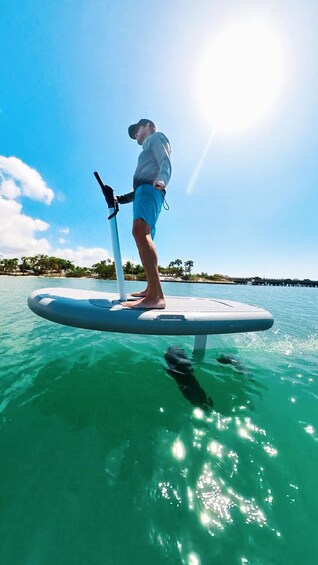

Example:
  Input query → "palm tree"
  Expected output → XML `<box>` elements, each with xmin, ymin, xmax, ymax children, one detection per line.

<box><xmin>47</xmin><ymin>256</ymin><xmax>60</xmax><ymax>276</ymax></box>
<box><xmin>124</xmin><ymin>261</ymin><xmax>134</xmax><ymax>275</ymax></box>
<box><xmin>58</xmin><ymin>259</ymin><xmax>74</xmax><ymax>273</ymax></box>
<box><xmin>168</xmin><ymin>261</ymin><xmax>175</xmax><ymax>274</ymax></box>
<box><xmin>1</xmin><ymin>258</ymin><xmax>19</xmax><ymax>273</ymax></box>
<box><xmin>92</xmin><ymin>260</ymin><xmax>116</xmax><ymax>279</ymax></box>
<box><xmin>20</xmin><ymin>256</ymin><xmax>32</xmax><ymax>274</ymax></box>
<box><xmin>170</xmin><ymin>259</ymin><xmax>183</xmax><ymax>276</ymax></box>
<box><xmin>21</xmin><ymin>256</ymin><xmax>37</xmax><ymax>273</ymax></box>
<box><xmin>33</xmin><ymin>254</ymin><xmax>50</xmax><ymax>275</ymax></box>
<box><xmin>184</xmin><ymin>260</ymin><xmax>194</xmax><ymax>275</ymax></box>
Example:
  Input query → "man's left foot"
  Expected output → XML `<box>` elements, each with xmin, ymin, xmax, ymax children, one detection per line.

<box><xmin>121</xmin><ymin>297</ymin><xmax>166</xmax><ymax>310</ymax></box>
<box><xmin>130</xmin><ymin>290</ymin><xmax>148</xmax><ymax>297</ymax></box>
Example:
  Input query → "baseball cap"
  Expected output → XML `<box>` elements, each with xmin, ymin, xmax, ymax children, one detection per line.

<box><xmin>128</xmin><ymin>119</ymin><xmax>156</xmax><ymax>139</ymax></box>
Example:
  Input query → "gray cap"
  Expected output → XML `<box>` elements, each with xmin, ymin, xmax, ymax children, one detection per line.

<box><xmin>128</xmin><ymin>119</ymin><xmax>156</xmax><ymax>139</ymax></box>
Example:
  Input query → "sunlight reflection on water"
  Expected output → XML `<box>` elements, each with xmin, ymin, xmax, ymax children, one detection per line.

<box><xmin>147</xmin><ymin>401</ymin><xmax>283</xmax><ymax>564</ymax></box>
<box><xmin>0</xmin><ymin>278</ymin><xmax>317</xmax><ymax>564</ymax></box>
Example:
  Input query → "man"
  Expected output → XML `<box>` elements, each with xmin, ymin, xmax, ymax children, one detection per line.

<box><xmin>116</xmin><ymin>119</ymin><xmax>172</xmax><ymax>309</ymax></box>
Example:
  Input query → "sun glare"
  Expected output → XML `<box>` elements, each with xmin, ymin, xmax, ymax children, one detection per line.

<box><xmin>197</xmin><ymin>20</ymin><xmax>285</xmax><ymax>132</ymax></box>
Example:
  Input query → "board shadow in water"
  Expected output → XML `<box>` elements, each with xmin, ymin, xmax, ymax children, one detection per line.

<box><xmin>164</xmin><ymin>346</ymin><xmax>266</xmax><ymax>415</ymax></box>
<box><xmin>164</xmin><ymin>346</ymin><xmax>213</xmax><ymax>413</ymax></box>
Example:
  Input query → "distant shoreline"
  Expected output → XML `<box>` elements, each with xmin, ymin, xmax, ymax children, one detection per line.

<box><xmin>0</xmin><ymin>273</ymin><xmax>234</xmax><ymax>284</ymax></box>
<box><xmin>1</xmin><ymin>273</ymin><xmax>318</xmax><ymax>287</ymax></box>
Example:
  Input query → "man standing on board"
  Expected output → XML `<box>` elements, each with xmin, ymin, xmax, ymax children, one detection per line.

<box><xmin>116</xmin><ymin>119</ymin><xmax>172</xmax><ymax>309</ymax></box>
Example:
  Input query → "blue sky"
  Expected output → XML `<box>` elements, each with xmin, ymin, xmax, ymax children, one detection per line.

<box><xmin>1</xmin><ymin>0</ymin><xmax>317</xmax><ymax>278</ymax></box>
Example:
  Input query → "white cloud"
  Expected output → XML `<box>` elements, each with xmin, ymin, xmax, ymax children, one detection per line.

<box><xmin>0</xmin><ymin>179</ymin><xmax>21</xmax><ymax>199</ymax></box>
<box><xmin>0</xmin><ymin>156</ymin><xmax>110</xmax><ymax>268</ymax></box>
<box><xmin>53</xmin><ymin>246</ymin><xmax>111</xmax><ymax>267</ymax></box>
<box><xmin>0</xmin><ymin>155</ymin><xmax>54</xmax><ymax>204</ymax></box>
<box><xmin>0</xmin><ymin>156</ymin><xmax>54</xmax><ymax>256</ymax></box>
<box><xmin>0</xmin><ymin>196</ymin><xmax>51</xmax><ymax>256</ymax></box>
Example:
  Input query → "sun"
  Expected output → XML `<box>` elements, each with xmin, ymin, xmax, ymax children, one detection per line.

<box><xmin>197</xmin><ymin>20</ymin><xmax>285</xmax><ymax>132</ymax></box>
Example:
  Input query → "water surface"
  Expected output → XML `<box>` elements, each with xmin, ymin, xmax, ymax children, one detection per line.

<box><xmin>0</xmin><ymin>276</ymin><xmax>317</xmax><ymax>564</ymax></box>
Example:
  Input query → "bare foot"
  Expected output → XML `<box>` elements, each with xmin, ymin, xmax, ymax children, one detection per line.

<box><xmin>121</xmin><ymin>296</ymin><xmax>166</xmax><ymax>310</ymax></box>
<box><xmin>130</xmin><ymin>289</ymin><xmax>148</xmax><ymax>297</ymax></box>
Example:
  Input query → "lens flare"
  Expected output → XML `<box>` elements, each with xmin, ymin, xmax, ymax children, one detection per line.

<box><xmin>197</xmin><ymin>20</ymin><xmax>285</xmax><ymax>132</ymax></box>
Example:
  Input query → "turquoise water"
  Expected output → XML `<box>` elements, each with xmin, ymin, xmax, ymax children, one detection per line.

<box><xmin>0</xmin><ymin>276</ymin><xmax>317</xmax><ymax>565</ymax></box>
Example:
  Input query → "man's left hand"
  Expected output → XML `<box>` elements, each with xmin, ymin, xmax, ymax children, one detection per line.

<box><xmin>153</xmin><ymin>180</ymin><xmax>165</xmax><ymax>190</ymax></box>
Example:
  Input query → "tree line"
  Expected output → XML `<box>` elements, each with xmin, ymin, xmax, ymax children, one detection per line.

<box><xmin>0</xmin><ymin>255</ymin><xmax>224</xmax><ymax>280</ymax></box>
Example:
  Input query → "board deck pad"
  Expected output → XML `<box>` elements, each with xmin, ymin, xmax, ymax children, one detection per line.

<box><xmin>28</xmin><ymin>287</ymin><xmax>274</xmax><ymax>335</ymax></box>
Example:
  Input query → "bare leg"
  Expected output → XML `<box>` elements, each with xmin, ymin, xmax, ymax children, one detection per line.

<box><xmin>122</xmin><ymin>219</ymin><xmax>165</xmax><ymax>309</ymax></box>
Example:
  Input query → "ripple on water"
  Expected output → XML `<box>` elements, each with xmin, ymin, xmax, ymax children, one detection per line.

<box><xmin>1</xmin><ymin>278</ymin><xmax>318</xmax><ymax>563</ymax></box>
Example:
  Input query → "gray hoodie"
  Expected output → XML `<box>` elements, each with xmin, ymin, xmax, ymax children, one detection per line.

<box><xmin>118</xmin><ymin>132</ymin><xmax>172</xmax><ymax>203</ymax></box>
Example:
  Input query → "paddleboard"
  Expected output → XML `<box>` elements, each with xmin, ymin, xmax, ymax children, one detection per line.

<box><xmin>28</xmin><ymin>287</ymin><xmax>274</xmax><ymax>335</ymax></box>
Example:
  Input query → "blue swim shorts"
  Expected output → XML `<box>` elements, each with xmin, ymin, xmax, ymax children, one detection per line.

<box><xmin>133</xmin><ymin>184</ymin><xmax>164</xmax><ymax>239</ymax></box>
